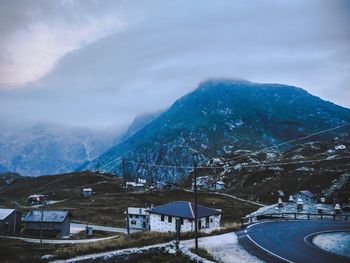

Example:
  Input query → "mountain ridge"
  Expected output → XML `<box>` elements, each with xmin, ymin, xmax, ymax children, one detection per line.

<box><xmin>81</xmin><ymin>79</ymin><xmax>350</xmax><ymax>182</ymax></box>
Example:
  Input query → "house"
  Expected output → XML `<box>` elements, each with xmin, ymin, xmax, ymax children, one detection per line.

<box><xmin>192</xmin><ymin>176</ymin><xmax>224</xmax><ymax>191</ymax></box>
<box><xmin>213</xmin><ymin>181</ymin><xmax>225</xmax><ymax>191</ymax></box>
<box><xmin>126</xmin><ymin>182</ymin><xmax>145</xmax><ymax>192</ymax></box>
<box><xmin>127</xmin><ymin>207</ymin><xmax>149</xmax><ymax>230</ymax></box>
<box><xmin>137</xmin><ymin>178</ymin><xmax>147</xmax><ymax>184</ymax></box>
<box><xmin>192</xmin><ymin>176</ymin><xmax>213</xmax><ymax>190</ymax></box>
<box><xmin>292</xmin><ymin>190</ymin><xmax>317</xmax><ymax>204</ymax></box>
<box><xmin>83</xmin><ymin>188</ymin><xmax>93</xmax><ymax>197</ymax></box>
<box><xmin>0</xmin><ymin>208</ymin><xmax>22</xmax><ymax>236</ymax></box>
<box><xmin>23</xmin><ymin>210</ymin><xmax>71</xmax><ymax>238</ymax></box>
<box><xmin>147</xmin><ymin>201</ymin><xmax>221</xmax><ymax>233</ymax></box>
<box><xmin>27</xmin><ymin>194</ymin><xmax>48</xmax><ymax>205</ymax></box>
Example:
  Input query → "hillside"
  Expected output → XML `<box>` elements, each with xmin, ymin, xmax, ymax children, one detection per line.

<box><xmin>0</xmin><ymin>172</ymin><xmax>256</xmax><ymax>226</ymax></box>
<box><xmin>82</xmin><ymin>79</ymin><xmax>350</xmax><ymax>182</ymax></box>
<box><xmin>191</xmin><ymin>137</ymin><xmax>350</xmax><ymax>204</ymax></box>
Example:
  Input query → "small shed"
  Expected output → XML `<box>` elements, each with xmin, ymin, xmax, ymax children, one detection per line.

<box><xmin>27</xmin><ymin>194</ymin><xmax>48</xmax><ymax>205</ymax></box>
<box><xmin>23</xmin><ymin>210</ymin><xmax>71</xmax><ymax>238</ymax></box>
<box><xmin>126</xmin><ymin>182</ymin><xmax>145</xmax><ymax>192</ymax></box>
<box><xmin>83</xmin><ymin>188</ymin><xmax>93</xmax><ymax>197</ymax></box>
<box><xmin>127</xmin><ymin>207</ymin><xmax>149</xmax><ymax>230</ymax></box>
<box><xmin>0</xmin><ymin>208</ymin><xmax>22</xmax><ymax>236</ymax></box>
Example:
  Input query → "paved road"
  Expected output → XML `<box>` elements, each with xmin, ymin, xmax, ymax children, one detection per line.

<box><xmin>237</xmin><ymin>220</ymin><xmax>350</xmax><ymax>263</ymax></box>
<box><xmin>183</xmin><ymin>189</ymin><xmax>266</xmax><ymax>207</ymax></box>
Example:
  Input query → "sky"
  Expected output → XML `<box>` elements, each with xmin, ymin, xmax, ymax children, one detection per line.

<box><xmin>0</xmin><ymin>0</ymin><xmax>349</xmax><ymax>129</ymax></box>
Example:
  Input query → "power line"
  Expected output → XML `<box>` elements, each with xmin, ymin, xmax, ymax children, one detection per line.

<box><xmin>126</xmin><ymin>155</ymin><xmax>350</xmax><ymax>170</ymax></box>
<box><xmin>124</xmin><ymin>122</ymin><xmax>350</xmax><ymax>171</ymax></box>
<box><xmin>223</xmin><ymin>123</ymin><xmax>350</xmax><ymax>162</ymax></box>
<box><xmin>240</xmin><ymin>155</ymin><xmax>350</xmax><ymax>168</ymax></box>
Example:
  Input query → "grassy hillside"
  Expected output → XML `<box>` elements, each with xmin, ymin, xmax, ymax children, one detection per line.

<box><xmin>0</xmin><ymin>172</ymin><xmax>257</xmax><ymax>226</ymax></box>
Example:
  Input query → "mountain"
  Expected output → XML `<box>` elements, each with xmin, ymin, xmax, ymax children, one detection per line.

<box><xmin>0</xmin><ymin>123</ymin><xmax>123</xmax><ymax>176</ymax></box>
<box><xmin>82</xmin><ymin>79</ymin><xmax>350</xmax><ymax>182</ymax></box>
<box><xmin>120</xmin><ymin>111</ymin><xmax>164</xmax><ymax>142</ymax></box>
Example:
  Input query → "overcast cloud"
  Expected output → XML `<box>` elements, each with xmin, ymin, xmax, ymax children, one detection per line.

<box><xmin>0</xmin><ymin>0</ymin><xmax>349</xmax><ymax>129</ymax></box>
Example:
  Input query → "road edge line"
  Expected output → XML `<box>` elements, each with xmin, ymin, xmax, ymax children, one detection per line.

<box><xmin>246</xmin><ymin>234</ymin><xmax>294</xmax><ymax>263</ymax></box>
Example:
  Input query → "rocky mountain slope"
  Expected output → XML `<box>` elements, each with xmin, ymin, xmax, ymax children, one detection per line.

<box><xmin>191</xmin><ymin>136</ymin><xmax>350</xmax><ymax>203</ymax></box>
<box><xmin>0</xmin><ymin>123</ymin><xmax>123</xmax><ymax>176</ymax></box>
<box><xmin>82</xmin><ymin>79</ymin><xmax>350</xmax><ymax>182</ymax></box>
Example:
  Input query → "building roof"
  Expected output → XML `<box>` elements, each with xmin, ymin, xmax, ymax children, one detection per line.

<box><xmin>0</xmin><ymin>208</ymin><xmax>15</xmax><ymax>220</ymax></box>
<box><xmin>147</xmin><ymin>201</ymin><xmax>221</xmax><ymax>219</ymax></box>
<box><xmin>28</xmin><ymin>194</ymin><xmax>47</xmax><ymax>198</ymax></box>
<box><xmin>300</xmin><ymin>190</ymin><xmax>315</xmax><ymax>198</ymax></box>
<box><xmin>23</xmin><ymin>210</ymin><xmax>70</xmax><ymax>223</ymax></box>
<box><xmin>126</xmin><ymin>182</ymin><xmax>144</xmax><ymax>187</ymax></box>
<box><xmin>127</xmin><ymin>207</ymin><xmax>148</xmax><ymax>215</ymax></box>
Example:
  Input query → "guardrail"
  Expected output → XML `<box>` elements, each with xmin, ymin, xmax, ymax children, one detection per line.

<box><xmin>241</xmin><ymin>212</ymin><xmax>350</xmax><ymax>227</ymax></box>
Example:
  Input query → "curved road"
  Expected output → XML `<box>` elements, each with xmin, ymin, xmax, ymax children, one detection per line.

<box><xmin>237</xmin><ymin>220</ymin><xmax>350</xmax><ymax>263</ymax></box>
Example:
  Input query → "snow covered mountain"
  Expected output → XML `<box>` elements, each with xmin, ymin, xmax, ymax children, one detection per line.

<box><xmin>0</xmin><ymin>123</ymin><xmax>123</xmax><ymax>176</ymax></box>
<box><xmin>81</xmin><ymin>79</ymin><xmax>350</xmax><ymax>182</ymax></box>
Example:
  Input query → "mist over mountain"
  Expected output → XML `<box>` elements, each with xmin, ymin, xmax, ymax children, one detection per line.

<box><xmin>82</xmin><ymin>79</ymin><xmax>350</xmax><ymax>182</ymax></box>
<box><xmin>0</xmin><ymin>122</ymin><xmax>124</xmax><ymax>176</ymax></box>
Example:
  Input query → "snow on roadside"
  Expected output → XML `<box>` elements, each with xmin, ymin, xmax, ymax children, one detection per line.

<box><xmin>181</xmin><ymin>232</ymin><xmax>264</xmax><ymax>263</ymax></box>
<box><xmin>312</xmin><ymin>232</ymin><xmax>350</xmax><ymax>258</ymax></box>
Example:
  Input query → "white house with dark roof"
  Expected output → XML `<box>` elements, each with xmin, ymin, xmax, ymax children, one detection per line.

<box><xmin>292</xmin><ymin>190</ymin><xmax>317</xmax><ymax>204</ymax></box>
<box><xmin>127</xmin><ymin>207</ymin><xmax>149</xmax><ymax>230</ymax></box>
<box><xmin>23</xmin><ymin>210</ymin><xmax>71</xmax><ymax>238</ymax></box>
<box><xmin>147</xmin><ymin>201</ymin><xmax>221</xmax><ymax>233</ymax></box>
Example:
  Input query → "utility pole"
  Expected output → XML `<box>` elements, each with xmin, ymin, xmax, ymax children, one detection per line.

<box><xmin>13</xmin><ymin>201</ymin><xmax>16</xmax><ymax>236</ymax></box>
<box><xmin>122</xmin><ymin>158</ymin><xmax>130</xmax><ymax>237</ymax></box>
<box><xmin>40</xmin><ymin>208</ymin><xmax>44</xmax><ymax>244</ymax></box>
<box><xmin>193</xmin><ymin>158</ymin><xmax>198</xmax><ymax>254</ymax></box>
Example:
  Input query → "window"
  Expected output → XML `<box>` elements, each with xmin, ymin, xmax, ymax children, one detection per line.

<box><xmin>161</xmin><ymin>215</ymin><xmax>164</xmax><ymax>221</ymax></box>
<box><xmin>168</xmin><ymin>216</ymin><xmax>172</xmax><ymax>223</ymax></box>
<box><xmin>180</xmin><ymin>218</ymin><xmax>184</xmax><ymax>225</ymax></box>
<box><xmin>210</xmin><ymin>218</ymin><xmax>213</xmax><ymax>223</ymax></box>
<box><xmin>206</xmin><ymin>216</ymin><xmax>210</xmax><ymax>223</ymax></box>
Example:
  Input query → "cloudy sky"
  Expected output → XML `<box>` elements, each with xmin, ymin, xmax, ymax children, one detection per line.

<box><xmin>0</xmin><ymin>0</ymin><xmax>349</xmax><ymax>129</ymax></box>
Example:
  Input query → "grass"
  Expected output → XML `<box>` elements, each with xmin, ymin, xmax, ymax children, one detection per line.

<box><xmin>0</xmin><ymin>224</ymin><xmax>241</xmax><ymax>262</ymax></box>
<box><xmin>0</xmin><ymin>172</ymin><xmax>258</xmax><ymax>227</ymax></box>
<box><xmin>0</xmin><ymin>172</ymin><xmax>255</xmax><ymax>262</ymax></box>
<box><xmin>190</xmin><ymin>247</ymin><xmax>217</xmax><ymax>262</ymax></box>
<box><xmin>129</xmin><ymin>252</ymin><xmax>193</xmax><ymax>263</ymax></box>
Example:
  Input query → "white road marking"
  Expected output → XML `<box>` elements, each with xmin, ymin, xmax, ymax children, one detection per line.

<box><xmin>246</xmin><ymin>234</ymin><xmax>295</xmax><ymax>263</ymax></box>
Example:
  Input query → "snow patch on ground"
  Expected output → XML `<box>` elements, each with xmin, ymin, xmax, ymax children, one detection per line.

<box><xmin>312</xmin><ymin>232</ymin><xmax>350</xmax><ymax>258</ymax></box>
<box><xmin>181</xmin><ymin>232</ymin><xmax>263</xmax><ymax>263</ymax></box>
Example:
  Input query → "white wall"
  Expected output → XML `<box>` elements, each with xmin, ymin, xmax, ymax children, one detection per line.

<box><xmin>149</xmin><ymin>213</ymin><xmax>221</xmax><ymax>233</ymax></box>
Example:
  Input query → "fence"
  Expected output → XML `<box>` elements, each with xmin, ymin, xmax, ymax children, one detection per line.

<box><xmin>241</xmin><ymin>212</ymin><xmax>350</xmax><ymax>227</ymax></box>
